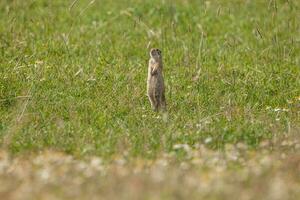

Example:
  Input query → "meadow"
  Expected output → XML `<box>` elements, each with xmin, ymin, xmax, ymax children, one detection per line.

<box><xmin>0</xmin><ymin>0</ymin><xmax>299</xmax><ymax>199</ymax></box>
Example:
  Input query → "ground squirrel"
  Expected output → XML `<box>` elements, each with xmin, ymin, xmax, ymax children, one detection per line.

<box><xmin>147</xmin><ymin>48</ymin><xmax>166</xmax><ymax>111</ymax></box>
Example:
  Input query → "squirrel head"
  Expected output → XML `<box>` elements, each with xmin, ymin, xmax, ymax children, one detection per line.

<box><xmin>150</xmin><ymin>48</ymin><xmax>162</xmax><ymax>61</ymax></box>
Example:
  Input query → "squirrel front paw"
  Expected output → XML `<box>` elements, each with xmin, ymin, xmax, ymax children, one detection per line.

<box><xmin>151</xmin><ymin>70</ymin><xmax>158</xmax><ymax>76</ymax></box>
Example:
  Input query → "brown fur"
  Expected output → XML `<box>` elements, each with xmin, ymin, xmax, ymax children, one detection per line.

<box><xmin>147</xmin><ymin>48</ymin><xmax>166</xmax><ymax>111</ymax></box>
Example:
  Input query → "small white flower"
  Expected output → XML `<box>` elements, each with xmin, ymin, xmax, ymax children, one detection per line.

<box><xmin>204</xmin><ymin>137</ymin><xmax>212</xmax><ymax>144</ymax></box>
<box><xmin>274</xmin><ymin>108</ymin><xmax>281</xmax><ymax>112</ymax></box>
<box><xmin>173</xmin><ymin>144</ymin><xmax>190</xmax><ymax>152</ymax></box>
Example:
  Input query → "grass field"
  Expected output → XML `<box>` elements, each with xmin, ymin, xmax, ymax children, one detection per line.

<box><xmin>0</xmin><ymin>0</ymin><xmax>299</xmax><ymax>199</ymax></box>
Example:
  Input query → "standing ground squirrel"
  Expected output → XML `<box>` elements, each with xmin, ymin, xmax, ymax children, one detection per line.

<box><xmin>147</xmin><ymin>48</ymin><xmax>166</xmax><ymax>111</ymax></box>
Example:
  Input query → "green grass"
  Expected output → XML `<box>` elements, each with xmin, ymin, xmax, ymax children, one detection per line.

<box><xmin>0</xmin><ymin>0</ymin><xmax>299</xmax><ymax>159</ymax></box>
